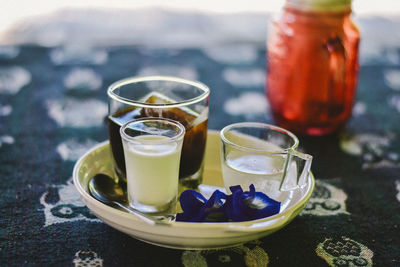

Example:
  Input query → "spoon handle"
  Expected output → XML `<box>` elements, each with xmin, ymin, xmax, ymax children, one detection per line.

<box><xmin>112</xmin><ymin>201</ymin><xmax>172</xmax><ymax>226</ymax></box>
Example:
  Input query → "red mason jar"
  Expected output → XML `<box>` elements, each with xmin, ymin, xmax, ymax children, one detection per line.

<box><xmin>267</xmin><ymin>0</ymin><xmax>360</xmax><ymax>135</ymax></box>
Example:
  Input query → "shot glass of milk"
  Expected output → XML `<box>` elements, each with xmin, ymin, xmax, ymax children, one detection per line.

<box><xmin>220</xmin><ymin>122</ymin><xmax>312</xmax><ymax>201</ymax></box>
<box><xmin>120</xmin><ymin>118</ymin><xmax>185</xmax><ymax>215</ymax></box>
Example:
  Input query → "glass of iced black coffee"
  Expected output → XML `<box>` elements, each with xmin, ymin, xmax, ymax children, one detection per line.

<box><xmin>107</xmin><ymin>76</ymin><xmax>210</xmax><ymax>189</ymax></box>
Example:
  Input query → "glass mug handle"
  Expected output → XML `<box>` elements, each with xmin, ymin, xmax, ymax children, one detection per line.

<box><xmin>279</xmin><ymin>150</ymin><xmax>312</xmax><ymax>191</ymax></box>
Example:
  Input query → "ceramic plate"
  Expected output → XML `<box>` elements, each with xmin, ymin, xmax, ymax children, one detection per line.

<box><xmin>73</xmin><ymin>130</ymin><xmax>315</xmax><ymax>250</ymax></box>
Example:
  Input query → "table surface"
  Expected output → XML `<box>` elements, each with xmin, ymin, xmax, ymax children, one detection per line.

<box><xmin>0</xmin><ymin>9</ymin><xmax>399</xmax><ymax>267</ymax></box>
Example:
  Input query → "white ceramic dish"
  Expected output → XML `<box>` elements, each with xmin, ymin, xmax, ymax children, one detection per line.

<box><xmin>73</xmin><ymin>130</ymin><xmax>314</xmax><ymax>250</ymax></box>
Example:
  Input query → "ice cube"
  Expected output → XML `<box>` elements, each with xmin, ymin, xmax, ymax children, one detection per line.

<box><xmin>139</xmin><ymin>92</ymin><xmax>202</xmax><ymax>129</ymax></box>
<box><xmin>191</xmin><ymin>107</ymin><xmax>208</xmax><ymax>127</ymax></box>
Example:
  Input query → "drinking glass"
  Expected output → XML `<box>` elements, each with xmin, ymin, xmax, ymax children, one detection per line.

<box><xmin>108</xmin><ymin>76</ymin><xmax>210</xmax><ymax>189</ymax></box>
<box><xmin>220</xmin><ymin>122</ymin><xmax>312</xmax><ymax>199</ymax></box>
<box><xmin>120</xmin><ymin>118</ymin><xmax>185</xmax><ymax>214</ymax></box>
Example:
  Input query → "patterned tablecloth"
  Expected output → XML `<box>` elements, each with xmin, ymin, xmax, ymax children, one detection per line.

<box><xmin>0</xmin><ymin>9</ymin><xmax>399</xmax><ymax>267</ymax></box>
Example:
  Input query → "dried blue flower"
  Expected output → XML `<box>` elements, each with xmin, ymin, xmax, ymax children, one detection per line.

<box><xmin>176</xmin><ymin>189</ymin><xmax>226</xmax><ymax>222</ymax></box>
<box><xmin>176</xmin><ymin>190</ymin><xmax>207</xmax><ymax>222</ymax></box>
<box><xmin>226</xmin><ymin>184</ymin><xmax>281</xmax><ymax>222</ymax></box>
<box><xmin>176</xmin><ymin>184</ymin><xmax>280</xmax><ymax>223</ymax></box>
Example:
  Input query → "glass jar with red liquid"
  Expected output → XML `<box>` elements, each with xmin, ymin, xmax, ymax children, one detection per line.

<box><xmin>267</xmin><ymin>0</ymin><xmax>360</xmax><ymax>135</ymax></box>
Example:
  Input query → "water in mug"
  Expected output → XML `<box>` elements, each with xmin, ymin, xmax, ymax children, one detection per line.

<box><xmin>123</xmin><ymin>135</ymin><xmax>181</xmax><ymax>212</ymax></box>
<box><xmin>222</xmin><ymin>142</ymin><xmax>286</xmax><ymax>199</ymax></box>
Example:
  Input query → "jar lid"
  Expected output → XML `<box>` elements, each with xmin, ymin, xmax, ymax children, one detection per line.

<box><xmin>286</xmin><ymin>0</ymin><xmax>351</xmax><ymax>11</ymax></box>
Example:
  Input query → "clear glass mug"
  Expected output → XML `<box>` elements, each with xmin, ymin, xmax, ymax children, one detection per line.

<box><xmin>108</xmin><ymin>76</ymin><xmax>210</xmax><ymax>189</ymax></box>
<box><xmin>220</xmin><ymin>122</ymin><xmax>312</xmax><ymax>200</ymax></box>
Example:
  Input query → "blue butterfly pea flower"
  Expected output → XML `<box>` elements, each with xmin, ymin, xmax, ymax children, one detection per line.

<box><xmin>176</xmin><ymin>190</ymin><xmax>207</xmax><ymax>222</ymax></box>
<box><xmin>176</xmin><ymin>184</ymin><xmax>280</xmax><ymax>223</ymax></box>
<box><xmin>226</xmin><ymin>184</ymin><xmax>281</xmax><ymax>222</ymax></box>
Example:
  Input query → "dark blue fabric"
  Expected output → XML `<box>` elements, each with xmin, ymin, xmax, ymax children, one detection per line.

<box><xmin>0</xmin><ymin>43</ymin><xmax>399</xmax><ymax>266</ymax></box>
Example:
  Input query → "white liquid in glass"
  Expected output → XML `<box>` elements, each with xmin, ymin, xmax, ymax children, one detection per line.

<box><xmin>123</xmin><ymin>135</ymin><xmax>181</xmax><ymax>211</ymax></box>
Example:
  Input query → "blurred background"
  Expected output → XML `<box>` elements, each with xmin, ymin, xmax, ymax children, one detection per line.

<box><xmin>1</xmin><ymin>0</ymin><xmax>399</xmax><ymax>64</ymax></box>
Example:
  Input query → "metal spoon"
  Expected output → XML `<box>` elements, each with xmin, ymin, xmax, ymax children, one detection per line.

<box><xmin>88</xmin><ymin>173</ymin><xmax>172</xmax><ymax>226</ymax></box>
